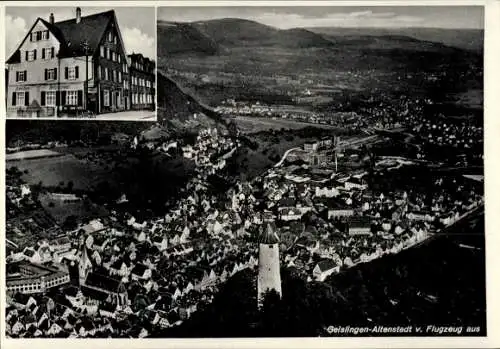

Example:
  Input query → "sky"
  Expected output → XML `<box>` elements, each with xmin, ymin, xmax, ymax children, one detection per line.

<box><xmin>5</xmin><ymin>6</ymin><xmax>155</xmax><ymax>59</ymax></box>
<box><xmin>157</xmin><ymin>6</ymin><xmax>484</xmax><ymax>30</ymax></box>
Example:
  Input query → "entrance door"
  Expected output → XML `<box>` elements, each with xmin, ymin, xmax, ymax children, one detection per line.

<box><xmin>115</xmin><ymin>92</ymin><xmax>120</xmax><ymax>110</ymax></box>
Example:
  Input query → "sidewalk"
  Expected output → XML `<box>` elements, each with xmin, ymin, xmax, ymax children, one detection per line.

<box><xmin>94</xmin><ymin>110</ymin><xmax>156</xmax><ymax>121</ymax></box>
<box><xmin>7</xmin><ymin>110</ymin><xmax>156</xmax><ymax>121</ymax></box>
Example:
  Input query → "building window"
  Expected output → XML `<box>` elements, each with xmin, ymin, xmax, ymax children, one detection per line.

<box><xmin>16</xmin><ymin>71</ymin><xmax>27</xmax><ymax>82</ymax></box>
<box><xmin>42</xmin><ymin>47</ymin><xmax>55</xmax><ymax>60</ymax></box>
<box><xmin>66</xmin><ymin>91</ymin><xmax>78</xmax><ymax>105</ymax></box>
<box><xmin>118</xmin><ymin>54</ymin><xmax>121</xmax><ymax>63</ymax></box>
<box><xmin>30</xmin><ymin>30</ymin><xmax>49</xmax><ymax>42</ymax></box>
<box><xmin>45</xmin><ymin>91</ymin><xmax>56</xmax><ymax>106</ymax></box>
<box><xmin>67</xmin><ymin>67</ymin><xmax>77</xmax><ymax>80</ymax></box>
<box><xmin>104</xmin><ymin>67</ymin><xmax>109</xmax><ymax>81</ymax></box>
<box><xmin>118</xmin><ymin>71</ymin><xmax>122</xmax><ymax>83</ymax></box>
<box><xmin>114</xmin><ymin>35</ymin><xmax>117</xmax><ymax>44</ymax></box>
<box><xmin>100</xmin><ymin>46</ymin><xmax>105</xmax><ymax>58</ymax></box>
<box><xmin>108</xmin><ymin>32</ymin><xmax>113</xmax><ymax>42</ymax></box>
<box><xmin>16</xmin><ymin>92</ymin><xmax>26</xmax><ymax>106</ymax></box>
<box><xmin>45</xmin><ymin>68</ymin><xmax>57</xmax><ymax>81</ymax></box>
<box><xmin>103</xmin><ymin>90</ymin><xmax>110</xmax><ymax>107</ymax></box>
<box><xmin>27</xmin><ymin>50</ymin><xmax>36</xmax><ymax>61</ymax></box>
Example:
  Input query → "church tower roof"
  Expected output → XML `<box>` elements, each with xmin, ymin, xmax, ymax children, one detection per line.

<box><xmin>79</xmin><ymin>244</ymin><xmax>92</xmax><ymax>270</ymax></box>
<box><xmin>259</xmin><ymin>223</ymin><xmax>280</xmax><ymax>244</ymax></box>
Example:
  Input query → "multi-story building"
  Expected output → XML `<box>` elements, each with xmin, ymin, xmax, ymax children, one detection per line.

<box><xmin>6</xmin><ymin>8</ymin><xmax>130</xmax><ymax>117</ymax></box>
<box><xmin>6</xmin><ymin>261</ymin><xmax>70</xmax><ymax>294</ymax></box>
<box><xmin>128</xmin><ymin>53</ymin><xmax>155</xmax><ymax>110</ymax></box>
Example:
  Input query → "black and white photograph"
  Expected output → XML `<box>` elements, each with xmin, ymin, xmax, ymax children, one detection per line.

<box><xmin>4</xmin><ymin>6</ymin><xmax>156</xmax><ymax>120</ymax></box>
<box><xmin>2</xmin><ymin>1</ymin><xmax>493</xmax><ymax>344</ymax></box>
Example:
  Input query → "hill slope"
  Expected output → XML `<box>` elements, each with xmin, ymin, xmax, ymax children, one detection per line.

<box><xmin>157</xmin><ymin>20</ymin><xmax>221</xmax><ymax>56</ymax></box>
<box><xmin>159</xmin><ymin>18</ymin><xmax>335</xmax><ymax>52</ymax></box>
<box><xmin>157</xmin><ymin>72</ymin><xmax>229</xmax><ymax>131</ymax></box>
<box><xmin>307</xmin><ymin>27</ymin><xmax>483</xmax><ymax>52</ymax></box>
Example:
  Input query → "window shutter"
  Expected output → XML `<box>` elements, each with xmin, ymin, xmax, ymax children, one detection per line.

<box><xmin>24</xmin><ymin>70</ymin><xmax>27</xmax><ymax>82</ymax></box>
<box><xmin>78</xmin><ymin>90</ymin><xmax>83</xmax><ymax>106</ymax></box>
<box><xmin>33</xmin><ymin>49</ymin><xmax>37</xmax><ymax>60</ymax></box>
<box><xmin>45</xmin><ymin>69</ymin><xmax>48</xmax><ymax>81</ymax></box>
<box><xmin>46</xmin><ymin>30</ymin><xmax>50</xmax><ymax>39</ymax></box>
<box><xmin>16</xmin><ymin>72</ymin><xmax>19</xmax><ymax>82</ymax></box>
<box><xmin>56</xmin><ymin>91</ymin><xmax>60</xmax><ymax>106</ymax></box>
<box><xmin>25</xmin><ymin>51</ymin><xmax>28</xmax><ymax>61</ymax></box>
<box><xmin>30</xmin><ymin>33</ymin><xmax>33</xmax><ymax>42</ymax></box>
<box><xmin>54</xmin><ymin>68</ymin><xmax>57</xmax><ymax>80</ymax></box>
<box><xmin>65</xmin><ymin>67</ymin><xmax>68</xmax><ymax>79</ymax></box>
<box><xmin>75</xmin><ymin>66</ymin><xmax>79</xmax><ymax>79</ymax></box>
<box><xmin>25</xmin><ymin>92</ymin><xmax>29</xmax><ymax>106</ymax></box>
<box><xmin>42</xmin><ymin>49</ymin><xmax>45</xmax><ymax>59</ymax></box>
<box><xmin>51</xmin><ymin>47</ymin><xmax>55</xmax><ymax>58</ymax></box>
<box><xmin>12</xmin><ymin>92</ymin><xmax>16</xmax><ymax>106</ymax></box>
<box><xmin>61</xmin><ymin>91</ymin><xmax>67</xmax><ymax>105</ymax></box>
<box><xmin>41</xmin><ymin>91</ymin><xmax>46</xmax><ymax>106</ymax></box>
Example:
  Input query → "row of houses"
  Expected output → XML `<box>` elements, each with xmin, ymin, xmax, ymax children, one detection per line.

<box><xmin>6</xmin><ymin>8</ymin><xmax>155</xmax><ymax>117</ymax></box>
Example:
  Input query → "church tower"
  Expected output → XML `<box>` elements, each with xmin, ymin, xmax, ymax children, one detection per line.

<box><xmin>78</xmin><ymin>244</ymin><xmax>92</xmax><ymax>287</ymax></box>
<box><xmin>257</xmin><ymin>223</ymin><xmax>282</xmax><ymax>307</ymax></box>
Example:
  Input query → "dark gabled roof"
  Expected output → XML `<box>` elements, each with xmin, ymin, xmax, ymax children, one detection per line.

<box><xmin>11</xmin><ymin>291</ymin><xmax>27</xmax><ymax>304</ymax></box>
<box><xmin>81</xmin><ymin>285</ymin><xmax>109</xmax><ymax>302</ymax></box>
<box><xmin>99</xmin><ymin>301</ymin><xmax>117</xmax><ymax>313</ymax></box>
<box><xmin>316</xmin><ymin>259</ymin><xmax>338</xmax><ymax>272</ymax></box>
<box><xmin>167</xmin><ymin>309</ymin><xmax>180</xmax><ymax>323</ymax></box>
<box><xmin>131</xmin><ymin>263</ymin><xmax>148</xmax><ymax>276</ymax></box>
<box><xmin>7</xmin><ymin>10</ymin><xmax>117</xmax><ymax>63</ymax></box>
<box><xmin>110</xmin><ymin>258</ymin><xmax>126</xmax><ymax>270</ymax></box>
<box><xmin>48</xmin><ymin>10</ymin><xmax>115</xmax><ymax>57</ymax></box>
<box><xmin>85</xmin><ymin>272</ymin><xmax>122</xmax><ymax>294</ymax></box>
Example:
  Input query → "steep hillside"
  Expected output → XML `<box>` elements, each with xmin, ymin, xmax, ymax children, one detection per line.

<box><xmin>157</xmin><ymin>20</ymin><xmax>221</xmax><ymax>56</ymax></box>
<box><xmin>157</xmin><ymin>72</ymin><xmax>228</xmax><ymax>131</ymax></box>
<box><xmin>187</xmin><ymin>18</ymin><xmax>334</xmax><ymax>49</ymax></box>
<box><xmin>193</xmin><ymin>18</ymin><xmax>277</xmax><ymax>46</ymax></box>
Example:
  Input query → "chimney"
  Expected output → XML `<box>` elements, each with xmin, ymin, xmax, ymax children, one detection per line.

<box><xmin>76</xmin><ymin>7</ymin><xmax>81</xmax><ymax>24</ymax></box>
<box><xmin>49</xmin><ymin>13</ymin><xmax>54</xmax><ymax>25</ymax></box>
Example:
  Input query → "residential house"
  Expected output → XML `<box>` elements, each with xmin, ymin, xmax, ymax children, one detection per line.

<box><xmin>83</xmin><ymin>272</ymin><xmax>128</xmax><ymax>306</ymax></box>
<box><xmin>128</xmin><ymin>53</ymin><xmax>155</xmax><ymax>110</ymax></box>
<box><xmin>313</xmin><ymin>259</ymin><xmax>340</xmax><ymax>282</ymax></box>
<box><xmin>6</xmin><ymin>8</ymin><xmax>130</xmax><ymax>116</ymax></box>
<box><xmin>347</xmin><ymin>216</ymin><xmax>372</xmax><ymax>236</ymax></box>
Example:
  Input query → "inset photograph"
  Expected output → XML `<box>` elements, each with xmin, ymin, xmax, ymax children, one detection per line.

<box><xmin>5</xmin><ymin>6</ymin><xmax>156</xmax><ymax>120</ymax></box>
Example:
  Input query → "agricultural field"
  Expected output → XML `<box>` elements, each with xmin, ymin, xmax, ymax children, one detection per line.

<box><xmin>7</xmin><ymin>154</ymin><xmax>111</xmax><ymax>191</ymax></box>
<box><xmin>233</xmin><ymin>116</ymin><xmax>338</xmax><ymax>134</ymax></box>
<box><xmin>6</xmin><ymin>149</ymin><xmax>63</xmax><ymax>161</ymax></box>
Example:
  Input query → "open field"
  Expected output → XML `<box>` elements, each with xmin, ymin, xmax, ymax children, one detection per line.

<box><xmin>233</xmin><ymin>116</ymin><xmax>339</xmax><ymax>134</ymax></box>
<box><xmin>7</xmin><ymin>154</ymin><xmax>110</xmax><ymax>191</ymax></box>
<box><xmin>6</xmin><ymin>149</ymin><xmax>63</xmax><ymax>161</ymax></box>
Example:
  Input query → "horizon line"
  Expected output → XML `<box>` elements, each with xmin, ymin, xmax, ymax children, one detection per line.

<box><xmin>156</xmin><ymin>18</ymin><xmax>483</xmax><ymax>31</ymax></box>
